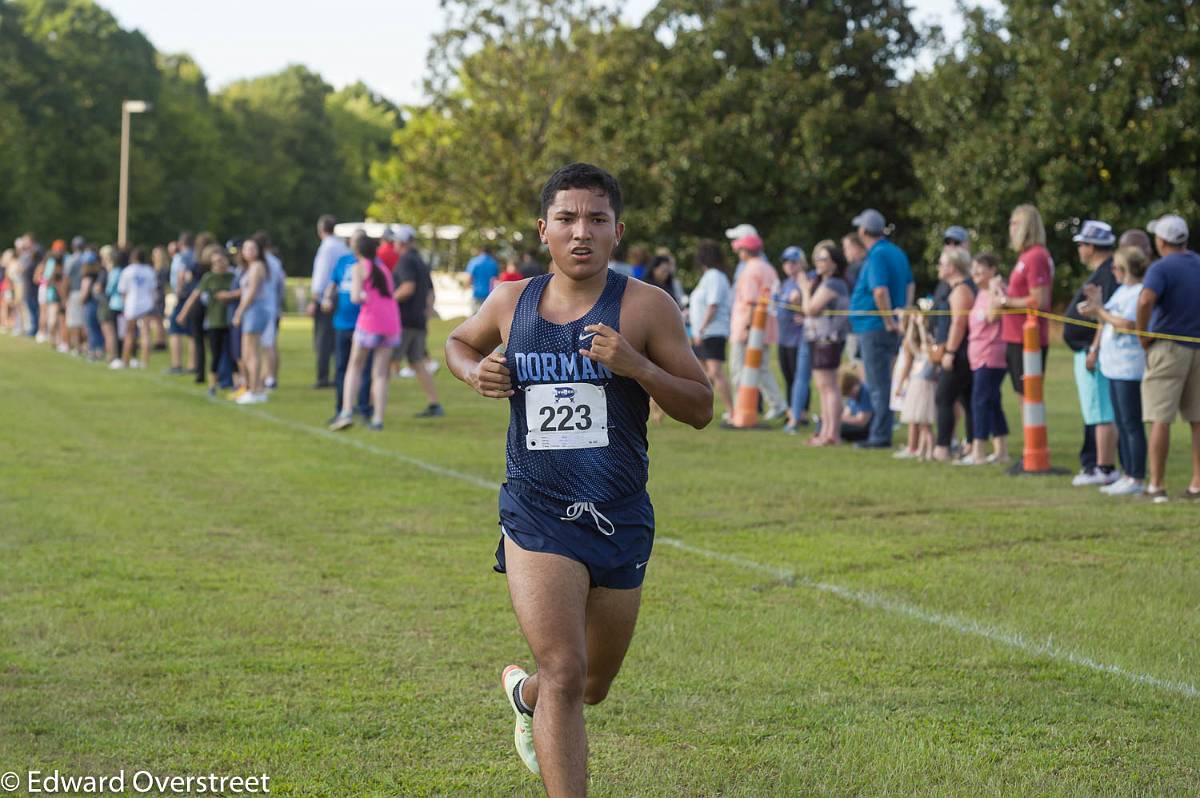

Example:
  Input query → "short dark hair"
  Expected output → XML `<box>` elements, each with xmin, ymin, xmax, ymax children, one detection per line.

<box><xmin>129</xmin><ymin>247</ymin><xmax>146</xmax><ymax>264</ymax></box>
<box><xmin>973</xmin><ymin>252</ymin><xmax>1002</xmax><ymax>272</ymax></box>
<box><xmin>695</xmin><ymin>240</ymin><xmax>727</xmax><ymax>274</ymax></box>
<box><xmin>318</xmin><ymin>215</ymin><xmax>336</xmax><ymax>234</ymax></box>
<box><xmin>539</xmin><ymin>162</ymin><xmax>622</xmax><ymax>220</ymax></box>
<box><xmin>179</xmin><ymin>231</ymin><xmax>194</xmax><ymax>248</ymax></box>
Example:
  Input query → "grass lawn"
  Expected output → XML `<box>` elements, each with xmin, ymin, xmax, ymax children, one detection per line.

<box><xmin>1</xmin><ymin>317</ymin><xmax>1197</xmax><ymax>797</ymax></box>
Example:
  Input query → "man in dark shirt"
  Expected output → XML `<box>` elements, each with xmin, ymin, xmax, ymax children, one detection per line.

<box><xmin>1065</xmin><ymin>220</ymin><xmax>1120</xmax><ymax>486</ymax></box>
<box><xmin>391</xmin><ymin>225</ymin><xmax>443</xmax><ymax>417</ymax></box>
<box><xmin>518</xmin><ymin>249</ymin><xmax>545</xmax><ymax>278</ymax></box>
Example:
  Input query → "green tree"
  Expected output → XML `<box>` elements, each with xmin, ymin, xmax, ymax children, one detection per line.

<box><xmin>905</xmin><ymin>0</ymin><xmax>1200</xmax><ymax>289</ymax></box>
<box><xmin>327</xmin><ymin>81</ymin><xmax>402</xmax><ymax>223</ymax></box>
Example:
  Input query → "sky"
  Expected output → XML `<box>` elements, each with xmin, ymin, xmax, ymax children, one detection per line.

<box><xmin>102</xmin><ymin>0</ymin><xmax>996</xmax><ymax>106</ymax></box>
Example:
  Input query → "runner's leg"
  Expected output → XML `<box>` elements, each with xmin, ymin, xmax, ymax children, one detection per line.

<box><xmin>504</xmin><ymin>538</ymin><xmax>590</xmax><ymax>797</ymax></box>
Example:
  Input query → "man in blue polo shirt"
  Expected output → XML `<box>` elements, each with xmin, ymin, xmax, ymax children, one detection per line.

<box><xmin>1136</xmin><ymin>214</ymin><xmax>1200</xmax><ymax>503</ymax></box>
<box><xmin>847</xmin><ymin>208</ymin><xmax>913</xmax><ymax>449</ymax></box>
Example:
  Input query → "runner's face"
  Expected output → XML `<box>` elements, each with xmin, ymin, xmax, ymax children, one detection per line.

<box><xmin>538</xmin><ymin>188</ymin><xmax>623</xmax><ymax>279</ymax></box>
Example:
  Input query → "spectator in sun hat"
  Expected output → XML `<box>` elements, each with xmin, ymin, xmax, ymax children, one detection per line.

<box><xmin>777</xmin><ymin>245</ymin><xmax>812</xmax><ymax>430</ymax></box>
<box><xmin>847</xmin><ymin>208</ymin><xmax>913</xmax><ymax>448</ymax></box>
<box><xmin>1065</xmin><ymin>219</ymin><xmax>1120</xmax><ymax>487</ymax></box>
<box><xmin>1137</xmin><ymin>213</ymin><xmax>1200</xmax><ymax>503</ymax></box>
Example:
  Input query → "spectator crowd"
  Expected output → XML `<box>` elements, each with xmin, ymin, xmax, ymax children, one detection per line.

<box><xmin>4</xmin><ymin>205</ymin><xmax>1199</xmax><ymax>501</ymax></box>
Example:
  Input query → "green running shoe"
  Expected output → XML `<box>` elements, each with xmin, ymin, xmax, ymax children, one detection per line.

<box><xmin>501</xmin><ymin>665</ymin><xmax>539</xmax><ymax>776</ymax></box>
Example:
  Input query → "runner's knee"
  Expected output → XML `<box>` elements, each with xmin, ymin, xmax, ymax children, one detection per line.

<box><xmin>536</xmin><ymin>654</ymin><xmax>587</xmax><ymax>698</ymax></box>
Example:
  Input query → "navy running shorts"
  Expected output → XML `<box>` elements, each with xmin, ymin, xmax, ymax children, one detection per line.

<box><xmin>495</xmin><ymin>479</ymin><xmax>655</xmax><ymax>590</ymax></box>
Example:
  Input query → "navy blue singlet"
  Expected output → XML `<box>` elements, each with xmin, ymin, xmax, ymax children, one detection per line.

<box><xmin>504</xmin><ymin>270</ymin><xmax>649</xmax><ymax>504</ymax></box>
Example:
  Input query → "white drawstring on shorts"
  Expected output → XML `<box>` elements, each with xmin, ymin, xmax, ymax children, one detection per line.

<box><xmin>560</xmin><ymin>502</ymin><xmax>616</xmax><ymax>536</ymax></box>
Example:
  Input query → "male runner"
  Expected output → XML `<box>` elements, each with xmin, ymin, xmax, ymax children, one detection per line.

<box><xmin>446</xmin><ymin>163</ymin><xmax>712</xmax><ymax>796</ymax></box>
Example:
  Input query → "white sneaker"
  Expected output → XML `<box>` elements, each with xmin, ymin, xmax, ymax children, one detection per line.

<box><xmin>130</xmin><ymin>358</ymin><xmax>141</xmax><ymax>369</ymax></box>
<box><xmin>427</xmin><ymin>360</ymin><xmax>440</xmax><ymax>374</ymax></box>
<box><xmin>501</xmin><ymin>665</ymin><xmax>539</xmax><ymax>776</ymax></box>
<box><xmin>398</xmin><ymin>366</ymin><xmax>416</xmax><ymax>378</ymax></box>
<box><xmin>251</xmin><ymin>392</ymin><xmax>268</xmax><ymax>404</ymax></box>
<box><xmin>235</xmin><ymin>392</ymin><xmax>258</xmax><ymax>405</ymax></box>
<box><xmin>265</xmin><ymin>377</ymin><xmax>277</xmax><ymax>389</ymax></box>
<box><xmin>1072</xmin><ymin>469</ymin><xmax>1109</xmax><ymax>486</ymax></box>
<box><xmin>1098</xmin><ymin>469</ymin><xmax>1121</xmax><ymax>486</ymax></box>
<box><xmin>1100</xmin><ymin>476</ymin><xmax>1130</xmax><ymax>495</ymax></box>
<box><xmin>56</xmin><ymin>343</ymin><xmax>69</xmax><ymax>353</ymax></box>
<box><xmin>892</xmin><ymin>448</ymin><xmax>918</xmax><ymax>460</ymax></box>
<box><xmin>35</xmin><ymin>333</ymin><xmax>47</xmax><ymax>343</ymax></box>
<box><xmin>1103</xmin><ymin>477</ymin><xmax>1144</xmax><ymax>496</ymax></box>
<box><xmin>109</xmin><ymin>359</ymin><xmax>126</xmax><ymax>370</ymax></box>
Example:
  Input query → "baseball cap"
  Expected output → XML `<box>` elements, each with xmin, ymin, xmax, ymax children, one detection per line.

<box><xmin>780</xmin><ymin>246</ymin><xmax>805</xmax><ymax>262</ymax></box>
<box><xmin>1147</xmin><ymin>214</ymin><xmax>1188</xmax><ymax>246</ymax></box>
<box><xmin>81</xmin><ymin>251</ymin><xmax>98</xmax><ymax>265</ymax></box>
<box><xmin>71</xmin><ymin>235</ymin><xmax>86</xmax><ymax>248</ymax></box>
<box><xmin>393</xmin><ymin>224</ymin><xmax>416</xmax><ymax>243</ymax></box>
<box><xmin>852</xmin><ymin>209</ymin><xmax>886</xmax><ymax>235</ymax></box>
<box><xmin>732</xmin><ymin>234</ymin><xmax>764</xmax><ymax>252</ymax></box>
<box><xmin>380</xmin><ymin>227</ymin><xmax>395</xmax><ymax>241</ymax></box>
<box><xmin>943</xmin><ymin>225</ymin><xmax>968</xmax><ymax>244</ymax></box>
<box><xmin>1072</xmin><ymin>220</ymin><xmax>1116</xmax><ymax>247</ymax></box>
<box><xmin>725</xmin><ymin>223</ymin><xmax>759</xmax><ymax>240</ymax></box>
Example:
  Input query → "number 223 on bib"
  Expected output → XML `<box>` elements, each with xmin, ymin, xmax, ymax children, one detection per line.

<box><xmin>524</xmin><ymin>382</ymin><xmax>609</xmax><ymax>450</ymax></box>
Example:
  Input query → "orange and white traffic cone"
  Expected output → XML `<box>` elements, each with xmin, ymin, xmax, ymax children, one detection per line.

<box><xmin>732</xmin><ymin>293</ymin><xmax>769</xmax><ymax>428</ymax></box>
<box><xmin>1020</xmin><ymin>309</ymin><xmax>1051</xmax><ymax>473</ymax></box>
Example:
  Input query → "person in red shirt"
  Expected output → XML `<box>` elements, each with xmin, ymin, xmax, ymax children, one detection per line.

<box><xmin>991</xmin><ymin>203</ymin><xmax>1053</xmax><ymax>394</ymax></box>
<box><xmin>498</xmin><ymin>257</ymin><xmax>525</xmax><ymax>282</ymax></box>
<box><xmin>377</xmin><ymin>228</ymin><xmax>400</xmax><ymax>272</ymax></box>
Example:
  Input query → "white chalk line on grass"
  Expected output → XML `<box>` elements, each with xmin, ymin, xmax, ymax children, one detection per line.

<box><xmin>107</xmin><ymin>367</ymin><xmax>1200</xmax><ymax>700</ymax></box>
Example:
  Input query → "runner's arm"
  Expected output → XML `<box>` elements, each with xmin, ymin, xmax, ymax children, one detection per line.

<box><xmin>584</xmin><ymin>287</ymin><xmax>712</xmax><ymax>429</ymax></box>
<box><xmin>445</xmin><ymin>282</ymin><xmax>521</xmax><ymax>398</ymax></box>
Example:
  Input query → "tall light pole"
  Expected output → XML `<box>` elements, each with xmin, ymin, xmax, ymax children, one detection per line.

<box><xmin>118</xmin><ymin>100</ymin><xmax>150</xmax><ymax>248</ymax></box>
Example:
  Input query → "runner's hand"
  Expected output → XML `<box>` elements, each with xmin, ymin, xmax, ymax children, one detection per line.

<box><xmin>471</xmin><ymin>352</ymin><xmax>513</xmax><ymax>398</ymax></box>
<box><xmin>580</xmin><ymin>323</ymin><xmax>647</xmax><ymax>378</ymax></box>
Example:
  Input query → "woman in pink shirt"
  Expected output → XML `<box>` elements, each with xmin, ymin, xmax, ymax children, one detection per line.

<box><xmin>330</xmin><ymin>236</ymin><xmax>401</xmax><ymax>432</ymax></box>
<box><xmin>992</xmin><ymin>203</ymin><xmax>1053</xmax><ymax>394</ymax></box>
<box><xmin>960</xmin><ymin>252</ymin><xmax>1009</xmax><ymax>466</ymax></box>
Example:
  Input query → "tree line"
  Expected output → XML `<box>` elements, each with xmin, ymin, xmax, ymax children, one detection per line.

<box><xmin>4</xmin><ymin>0</ymin><xmax>1198</xmax><ymax>290</ymax></box>
<box><xmin>0</xmin><ymin>0</ymin><xmax>399</xmax><ymax>272</ymax></box>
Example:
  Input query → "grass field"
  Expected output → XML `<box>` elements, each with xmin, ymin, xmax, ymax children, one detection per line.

<box><xmin>1</xmin><ymin>318</ymin><xmax>1198</xmax><ymax>797</ymax></box>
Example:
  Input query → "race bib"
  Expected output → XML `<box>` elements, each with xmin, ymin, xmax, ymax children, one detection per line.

<box><xmin>524</xmin><ymin>382</ymin><xmax>609</xmax><ymax>450</ymax></box>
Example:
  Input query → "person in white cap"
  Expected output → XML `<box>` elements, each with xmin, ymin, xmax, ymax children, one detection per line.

<box><xmin>725</xmin><ymin>223</ymin><xmax>759</xmax><ymax>281</ymax></box>
<box><xmin>1136</xmin><ymin>214</ymin><xmax>1200</xmax><ymax>502</ymax></box>
<box><xmin>1065</xmin><ymin>220</ymin><xmax>1120</xmax><ymax>486</ymax></box>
